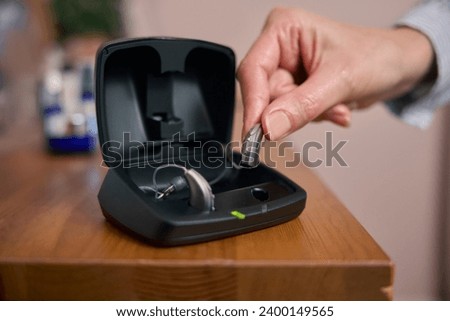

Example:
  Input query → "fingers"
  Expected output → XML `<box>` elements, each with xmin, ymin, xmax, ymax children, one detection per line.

<box><xmin>237</xmin><ymin>29</ymin><xmax>281</xmax><ymax>137</ymax></box>
<box><xmin>262</xmin><ymin>69</ymin><xmax>349</xmax><ymax>140</ymax></box>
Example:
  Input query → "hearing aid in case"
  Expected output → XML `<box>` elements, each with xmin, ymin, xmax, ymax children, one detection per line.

<box><xmin>96</xmin><ymin>38</ymin><xmax>307</xmax><ymax>246</ymax></box>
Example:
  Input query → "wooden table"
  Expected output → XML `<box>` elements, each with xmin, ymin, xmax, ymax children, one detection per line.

<box><xmin>0</xmin><ymin>110</ymin><xmax>393</xmax><ymax>300</ymax></box>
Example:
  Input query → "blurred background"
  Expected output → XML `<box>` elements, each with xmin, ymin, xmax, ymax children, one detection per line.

<box><xmin>1</xmin><ymin>0</ymin><xmax>448</xmax><ymax>300</ymax></box>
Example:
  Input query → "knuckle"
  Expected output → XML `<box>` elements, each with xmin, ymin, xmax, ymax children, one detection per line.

<box><xmin>296</xmin><ymin>95</ymin><xmax>319</xmax><ymax>122</ymax></box>
<box><xmin>269</xmin><ymin>7</ymin><xmax>288</xmax><ymax>18</ymax></box>
<box><xmin>236</xmin><ymin>60</ymin><xmax>250</xmax><ymax>80</ymax></box>
<box><xmin>267</xmin><ymin>7</ymin><xmax>300</xmax><ymax>27</ymax></box>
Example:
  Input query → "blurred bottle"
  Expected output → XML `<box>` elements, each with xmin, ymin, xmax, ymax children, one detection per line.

<box><xmin>80</xmin><ymin>64</ymin><xmax>97</xmax><ymax>138</ymax></box>
<box><xmin>39</xmin><ymin>50</ymin><xmax>67</xmax><ymax>139</ymax></box>
<box><xmin>38</xmin><ymin>49</ymin><xmax>97</xmax><ymax>153</ymax></box>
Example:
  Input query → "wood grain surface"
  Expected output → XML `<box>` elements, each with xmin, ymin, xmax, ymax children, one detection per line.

<box><xmin>0</xmin><ymin>106</ymin><xmax>393</xmax><ymax>300</ymax></box>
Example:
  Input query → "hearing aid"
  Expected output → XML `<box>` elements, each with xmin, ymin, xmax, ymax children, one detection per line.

<box><xmin>152</xmin><ymin>167</ymin><xmax>215</xmax><ymax>212</ymax></box>
<box><xmin>183</xmin><ymin>168</ymin><xmax>215</xmax><ymax>211</ymax></box>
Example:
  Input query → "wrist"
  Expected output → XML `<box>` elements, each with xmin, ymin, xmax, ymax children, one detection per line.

<box><xmin>389</xmin><ymin>27</ymin><xmax>436</xmax><ymax>96</ymax></box>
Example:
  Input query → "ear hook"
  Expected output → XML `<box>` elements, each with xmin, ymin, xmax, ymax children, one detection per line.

<box><xmin>150</xmin><ymin>164</ymin><xmax>186</xmax><ymax>199</ymax></box>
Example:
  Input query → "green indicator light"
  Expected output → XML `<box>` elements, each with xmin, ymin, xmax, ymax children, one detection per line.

<box><xmin>230</xmin><ymin>210</ymin><xmax>246</xmax><ymax>220</ymax></box>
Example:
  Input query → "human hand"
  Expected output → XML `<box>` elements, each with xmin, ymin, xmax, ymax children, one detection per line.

<box><xmin>237</xmin><ymin>7</ymin><xmax>435</xmax><ymax>140</ymax></box>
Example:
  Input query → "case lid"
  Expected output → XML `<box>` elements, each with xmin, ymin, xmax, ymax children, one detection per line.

<box><xmin>95</xmin><ymin>38</ymin><xmax>236</xmax><ymax>167</ymax></box>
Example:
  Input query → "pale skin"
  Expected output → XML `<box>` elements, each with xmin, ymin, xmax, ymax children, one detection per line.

<box><xmin>237</xmin><ymin>7</ymin><xmax>436</xmax><ymax>140</ymax></box>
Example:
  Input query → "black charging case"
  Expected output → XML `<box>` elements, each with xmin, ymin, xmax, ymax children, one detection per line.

<box><xmin>96</xmin><ymin>38</ymin><xmax>307</xmax><ymax>246</ymax></box>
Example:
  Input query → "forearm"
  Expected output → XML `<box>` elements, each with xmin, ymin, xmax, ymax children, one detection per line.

<box><xmin>386</xmin><ymin>0</ymin><xmax>450</xmax><ymax>128</ymax></box>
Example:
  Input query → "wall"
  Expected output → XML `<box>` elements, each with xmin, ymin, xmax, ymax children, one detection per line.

<box><xmin>122</xmin><ymin>0</ymin><xmax>446</xmax><ymax>300</ymax></box>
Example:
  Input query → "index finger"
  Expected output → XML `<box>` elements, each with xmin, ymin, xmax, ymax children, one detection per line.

<box><xmin>237</xmin><ymin>28</ymin><xmax>281</xmax><ymax>137</ymax></box>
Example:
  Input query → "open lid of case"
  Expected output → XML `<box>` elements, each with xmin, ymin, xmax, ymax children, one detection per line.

<box><xmin>95</xmin><ymin>38</ymin><xmax>236</xmax><ymax>168</ymax></box>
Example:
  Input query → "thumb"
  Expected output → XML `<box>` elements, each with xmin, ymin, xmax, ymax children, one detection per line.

<box><xmin>262</xmin><ymin>70</ymin><xmax>349</xmax><ymax>140</ymax></box>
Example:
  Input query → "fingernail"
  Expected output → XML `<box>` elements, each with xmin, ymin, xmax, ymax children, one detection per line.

<box><xmin>343</xmin><ymin>114</ymin><xmax>351</xmax><ymax>127</ymax></box>
<box><xmin>334</xmin><ymin>114</ymin><xmax>351</xmax><ymax>127</ymax></box>
<box><xmin>266</xmin><ymin>111</ymin><xmax>292</xmax><ymax>140</ymax></box>
<box><xmin>327</xmin><ymin>110</ymin><xmax>351</xmax><ymax>127</ymax></box>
